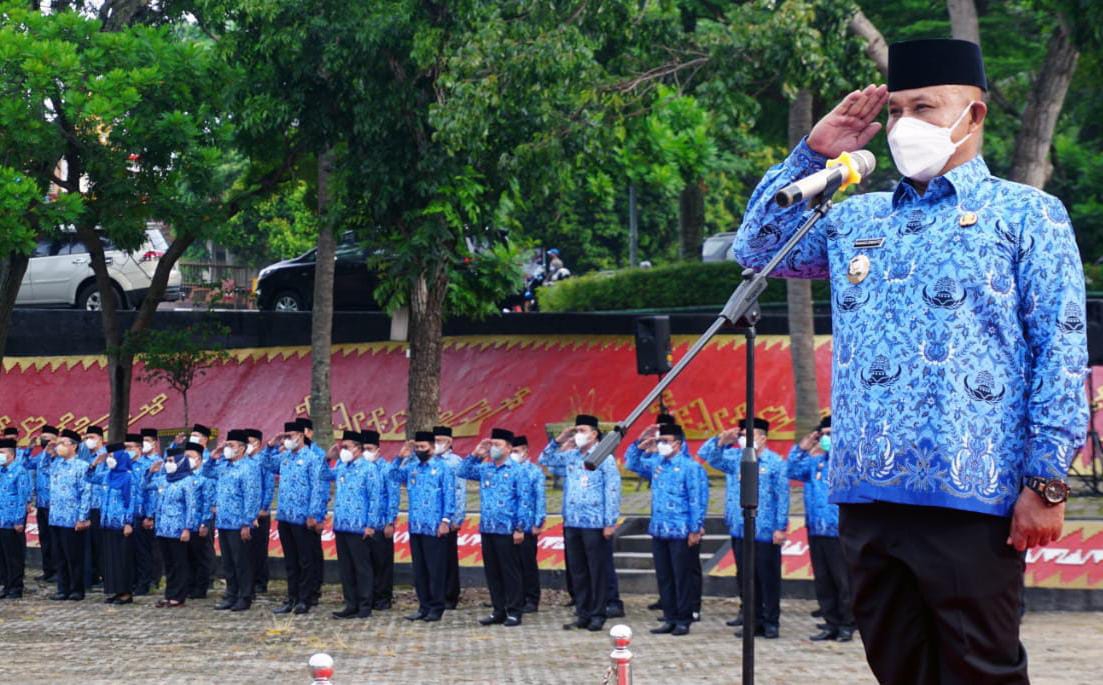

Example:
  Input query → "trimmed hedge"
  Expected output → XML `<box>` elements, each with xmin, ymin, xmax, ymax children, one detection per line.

<box><xmin>536</xmin><ymin>261</ymin><xmax>831</xmax><ymax>312</ymax></box>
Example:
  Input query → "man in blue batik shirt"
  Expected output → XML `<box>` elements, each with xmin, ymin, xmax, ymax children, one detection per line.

<box><xmin>205</xmin><ymin>429</ymin><xmax>262</xmax><ymax>612</ymax></box>
<box><xmin>48</xmin><ymin>429</ymin><xmax>92</xmax><ymax>601</ymax></box>
<box><xmin>132</xmin><ymin>428</ymin><xmax>162</xmax><ymax>596</ymax></box>
<box><xmin>0</xmin><ymin>437</ymin><xmax>32</xmax><ymax>599</ymax></box>
<box><xmin>787</xmin><ymin>416</ymin><xmax>854</xmax><ymax>643</ymax></box>
<box><xmin>432</xmin><ymin>425</ymin><xmax>467</xmax><ymax>610</ymax></box>
<box><xmin>510</xmin><ymin>435</ymin><xmax>546</xmax><ymax>613</ymax></box>
<box><xmin>244</xmin><ymin>429</ymin><xmax>274</xmax><ymax>595</ymax></box>
<box><xmin>733</xmin><ymin>38</ymin><xmax>1087</xmax><ymax>683</ymax></box>
<box><xmin>23</xmin><ymin>425</ymin><xmax>59</xmax><ymax>584</ymax></box>
<box><xmin>369</xmin><ymin>431</ymin><xmax>400</xmax><ymax>611</ymax></box>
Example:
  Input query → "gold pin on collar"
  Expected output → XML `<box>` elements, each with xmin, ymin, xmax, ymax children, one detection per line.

<box><xmin>847</xmin><ymin>254</ymin><xmax>870</xmax><ymax>284</ymax></box>
<box><xmin>959</xmin><ymin>212</ymin><xmax>978</xmax><ymax>227</ymax></box>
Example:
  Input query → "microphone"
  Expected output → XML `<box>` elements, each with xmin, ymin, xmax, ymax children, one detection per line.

<box><xmin>774</xmin><ymin>150</ymin><xmax>875</xmax><ymax>208</ymax></box>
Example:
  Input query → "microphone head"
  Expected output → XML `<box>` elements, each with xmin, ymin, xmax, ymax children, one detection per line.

<box><xmin>850</xmin><ymin>149</ymin><xmax>876</xmax><ymax>176</ymax></box>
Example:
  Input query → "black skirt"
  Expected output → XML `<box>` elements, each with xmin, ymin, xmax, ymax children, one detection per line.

<box><xmin>102</xmin><ymin>527</ymin><xmax>135</xmax><ymax>596</ymax></box>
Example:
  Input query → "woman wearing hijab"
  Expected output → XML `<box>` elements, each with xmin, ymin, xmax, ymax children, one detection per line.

<box><xmin>145</xmin><ymin>445</ymin><xmax>199</xmax><ymax>608</ymax></box>
<box><xmin>85</xmin><ymin>437</ymin><xmax>140</xmax><ymax>604</ymax></box>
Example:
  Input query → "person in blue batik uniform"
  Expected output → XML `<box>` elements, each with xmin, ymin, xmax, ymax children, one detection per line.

<box><xmin>322</xmin><ymin>431</ymin><xmax>384</xmax><ymax>620</ymax></box>
<box><xmin>295</xmin><ymin>417</ymin><xmax>327</xmax><ymax>602</ymax></box>
<box><xmin>733</xmin><ymin>39</ymin><xmax>1088</xmax><ymax>682</ymax></box>
<box><xmin>788</xmin><ymin>416</ymin><xmax>855</xmax><ymax>642</ymax></box>
<box><xmin>22</xmin><ymin>424</ymin><xmax>59</xmax><ymax>584</ymax></box>
<box><xmin>432</xmin><ymin>425</ymin><xmax>467</xmax><ymax>610</ymax></box>
<box><xmin>148</xmin><ymin>446</ymin><xmax>199</xmax><ymax>607</ymax></box>
<box><xmin>244</xmin><ymin>429</ymin><xmax>274</xmax><ymax>595</ymax></box>
<box><xmin>49</xmin><ymin>429</ymin><xmax>92</xmax><ymax>601</ymax></box>
<box><xmin>131</xmin><ymin>428</ymin><xmax>162</xmax><ymax>596</ymax></box>
<box><xmin>86</xmin><ymin>440</ymin><xmax>140</xmax><ymax>605</ymax></box>
<box><xmin>510</xmin><ymin>435</ymin><xmax>546</xmax><ymax>613</ymax></box>
<box><xmin>698</xmin><ymin>417</ymin><xmax>788</xmax><ymax>638</ymax></box>
<box><xmin>0</xmin><ymin>437</ymin><xmax>31</xmax><ymax>599</ymax></box>
<box><xmin>180</xmin><ymin>424</ymin><xmax>216</xmax><ymax>600</ymax></box>
<box><xmin>626</xmin><ymin>424</ymin><xmax>705</xmax><ymax>636</ymax></box>
<box><xmin>391</xmin><ymin>430</ymin><xmax>455</xmax><ymax>622</ymax></box>
<box><xmin>263</xmin><ymin>421</ymin><xmax>328</xmax><ymax>615</ymax></box>
<box><xmin>459</xmin><ymin>428</ymin><xmax>530</xmax><ymax>627</ymax></box>
<box><xmin>539</xmin><ymin>414</ymin><xmax>621</xmax><ymax>632</ymax></box>
<box><xmin>364</xmin><ymin>430</ymin><xmax>399</xmax><ymax>611</ymax></box>
<box><xmin>204</xmin><ymin>429</ymin><xmax>263</xmax><ymax>612</ymax></box>
<box><xmin>79</xmin><ymin>425</ymin><xmax>107</xmax><ymax>589</ymax></box>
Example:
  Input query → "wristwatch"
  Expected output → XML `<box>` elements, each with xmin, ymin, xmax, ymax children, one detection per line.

<box><xmin>1024</xmin><ymin>476</ymin><xmax>1070</xmax><ymax>506</ymax></box>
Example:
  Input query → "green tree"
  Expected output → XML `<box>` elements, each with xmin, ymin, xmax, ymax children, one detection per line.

<box><xmin>131</xmin><ymin>321</ymin><xmax>231</xmax><ymax>428</ymax></box>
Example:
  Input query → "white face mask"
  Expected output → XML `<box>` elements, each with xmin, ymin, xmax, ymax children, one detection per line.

<box><xmin>142</xmin><ymin>440</ymin><xmax>155</xmax><ymax>454</ymax></box>
<box><xmin>106</xmin><ymin>456</ymin><xmax>118</xmax><ymax>470</ymax></box>
<box><xmin>283</xmin><ymin>438</ymin><xmax>297</xmax><ymax>451</ymax></box>
<box><xmin>0</xmin><ymin>452</ymin><xmax>9</xmax><ymax>465</ymax></box>
<box><xmin>489</xmin><ymin>445</ymin><xmax>505</xmax><ymax>460</ymax></box>
<box><xmin>363</xmin><ymin>449</ymin><xmax>379</xmax><ymax>462</ymax></box>
<box><xmin>84</xmin><ymin>437</ymin><xmax>98</xmax><ymax>450</ymax></box>
<box><xmin>164</xmin><ymin>461</ymin><xmax>178</xmax><ymax>474</ymax></box>
<box><xmin>887</xmin><ymin>102</ymin><xmax>975</xmax><ymax>183</ymax></box>
<box><xmin>339</xmin><ymin>448</ymin><xmax>354</xmax><ymax>464</ymax></box>
<box><xmin>657</xmin><ymin>443</ymin><xmax>675</xmax><ymax>458</ymax></box>
<box><xmin>509</xmin><ymin>451</ymin><xmax>524</xmax><ymax>463</ymax></box>
<box><xmin>573</xmin><ymin>432</ymin><xmax>591</xmax><ymax>449</ymax></box>
<box><xmin>737</xmin><ymin>436</ymin><xmax>747</xmax><ymax>450</ymax></box>
<box><xmin>188</xmin><ymin>456</ymin><xmax>200</xmax><ymax>470</ymax></box>
<box><xmin>222</xmin><ymin>446</ymin><xmax>235</xmax><ymax>460</ymax></box>
<box><xmin>433</xmin><ymin>442</ymin><xmax>448</xmax><ymax>455</ymax></box>
<box><xmin>246</xmin><ymin>443</ymin><xmax>257</xmax><ymax>455</ymax></box>
<box><xmin>190</xmin><ymin>434</ymin><xmax>204</xmax><ymax>444</ymax></box>
<box><xmin>56</xmin><ymin>444</ymin><xmax>69</xmax><ymax>458</ymax></box>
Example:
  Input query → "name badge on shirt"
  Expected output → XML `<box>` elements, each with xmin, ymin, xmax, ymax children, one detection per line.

<box><xmin>579</xmin><ymin>475</ymin><xmax>590</xmax><ymax>489</ymax></box>
<box><xmin>852</xmin><ymin>237</ymin><xmax>885</xmax><ymax>249</ymax></box>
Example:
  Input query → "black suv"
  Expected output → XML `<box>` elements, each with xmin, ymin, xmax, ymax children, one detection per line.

<box><xmin>255</xmin><ymin>234</ymin><xmax>381</xmax><ymax>312</ymax></box>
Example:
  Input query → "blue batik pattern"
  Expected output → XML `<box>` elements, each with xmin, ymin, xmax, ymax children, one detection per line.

<box><xmin>252</xmin><ymin>447</ymin><xmax>277</xmax><ymax>514</ymax></box>
<box><xmin>519</xmin><ymin>461</ymin><xmax>547</xmax><ymax>530</ymax></box>
<box><xmin>457</xmin><ymin>457</ymin><xmax>530</xmax><ymax>535</ymax></box>
<box><xmin>205</xmin><ymin>458</ymin><xmax>263</xmax><ymax>530</ymax></box>
<box><xmin>153</xmin><ymin>476</ymin><xmax>200</xmax><ymax>539</ymax></box>
<box><xmin>321</xmin><ymin>458</ymin><xmax>385</xmax><ymax>533</ymax></box>
<box><xmin>376</xmin><ymin>458</ymin><xmax>401</xmax><ymax>523</ymax></box>
<box><xmin>538</xmin><ymin>442</ymin><xmax>620</xmax><ymax>529</ymax></box>
<box><xmin>787</xmin><ymin>446</ymin><xmax>838</xmax><ymax>537</ymax></box>
<box><xmin>0</xmin><ymin>459</ymin><xmax>31</xmax><ymax>528</ymax></box>
<box><xmin>439</xmin><ymin>450</ymin><xmax>468</xmax><ymax>527</ymax></box>
<box><xmin>78</xmin><ymin>444</ymin><xmax>108</xmax><ymax>510</ymax></box>
<box><xmin>734</xmin><ymin>139</ymin><xmax>1088</xmax><ymax>517</ymax></box>
<box><xmin>85</xmin><ymin>469</ymin><xmax>137</xmax><ymax>530</ymax></box>
<box><xmin>22</xmin><ymin>449</ymin><xmax>53</xmax><ymax>509</ymax></box>
<box><xmin>192</xmin><ymin>461</ymin><xmax>217</xmax><ymax>530</ymax></box>
<box><xmin>698</xmin><ymin>438</ymin><xmax>788</xmax><ymax>541</ymax></box>
<box><xmin>625</xmin><ymin>449</ymin><xmax>705</xmax><ymax>539</ymax></box>
<box><xmin>47</xmin><ymin>457</ymin><xmax>92</xmax><ymax>528</ymax></box>
<box><xmin>390</xmin><ymin>457</ymin><xmax>455</xmax><ymax>536</ymax></box>
<box><xmin>130</xmin><ymin>455</ymin><xmax>158</xmax><ymax>518</ymax></box>
<box><xmin>263</xmin><ymin>446</ymin><xmax>328</xmax><ymax>525</ymax></box>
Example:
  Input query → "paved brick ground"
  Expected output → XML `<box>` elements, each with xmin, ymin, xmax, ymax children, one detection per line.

<box><xmin>0</xmin><ymin>579</ymin><xmax>1099</xmax><ymax>684</ymax></box>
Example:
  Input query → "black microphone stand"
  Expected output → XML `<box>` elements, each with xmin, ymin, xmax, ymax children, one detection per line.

<box><xmin>584</xmin><ymin>188</ymin><xmax>839</xmax><ymax>685</ymax></box>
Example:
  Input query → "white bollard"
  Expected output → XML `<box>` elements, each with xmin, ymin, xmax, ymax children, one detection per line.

<box><xmin>609</xmin><ymin>625</ymin><xmax>633</xmax><ymax>685</ymax></box>
<box><xmin>309</xmin><ymin>653</ymin><xmax>334</xmax><ymax>684</ymax></box>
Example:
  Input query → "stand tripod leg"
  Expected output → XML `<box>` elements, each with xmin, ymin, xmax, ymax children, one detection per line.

<box><xmin>740</xmin><ymin>326</ymin><xmax>758</xmax><ymax>685</ymax></box>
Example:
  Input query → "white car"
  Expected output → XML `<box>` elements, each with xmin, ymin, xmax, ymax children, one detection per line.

<box><xmin>16</xmin><ymin>227</ymin><xmax>183</xmax><ymax>310</ymax></box>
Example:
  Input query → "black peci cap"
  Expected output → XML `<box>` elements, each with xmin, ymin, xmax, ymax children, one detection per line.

<box><xmin>432</xmin><ymin>425</ymin><xmax>453</xmax><ymax>438</ymax></box>
<box><xmin>414</xmin><ymin>431</ymin><xmax>435</xmax><ymax>443</ymax></box>
<box><xmin>491</xmin><ymin>428</ymin><xmax>515</xmax><ymax>443</ymax></box>
<box><xmin>888</xmin><ymin>38</ymin><xmax>987</xmax><ymax>92</ymax></box>
<box><xmin>512</xmin><ymin>435</ymin><xmax>528</xmax><ymax>447</ymax></box>
<box><xmin>140</xmin><ymin>428</ymin><xmax>158</xmax><ymax>439</ymax></box>
<box><xmin>362</xmin><ymin>430</ymin><xmax>381</xmax><ymax>447</ymax></box>
<box><xmin>574</xmin><ymin>414</ymin><xmax>599</xmax><ymax>429</ymax></box>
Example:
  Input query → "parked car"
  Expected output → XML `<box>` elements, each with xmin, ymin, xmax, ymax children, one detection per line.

<box><xmin>255</xmin><ymin>234</ymin><xmax>381</xmax><ymax>312</ymax></box>
<box><xmin>15</xmin><ymin>227</ymin><xmax>183</xmax><ymax>310</ymax></box>
<box><xmin>701</xmin><ymin>231</ymin><xmax>738</xmax><ymax>262</ymax></box>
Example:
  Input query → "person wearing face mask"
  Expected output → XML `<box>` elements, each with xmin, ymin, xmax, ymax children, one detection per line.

<box><xmin>458</xmin><ymin>428</ymin><xmax>530</xmax><ymax>627</ymax></box>
<box><xmin>48</xmin><ymin>429</ymin><xmax>93</xmax><ymax>601</ymax></box>
<box><xmin>431</xmin><ymin>425</ymin><xmax>466</xmax><ymax>610</ymax></box>
<box><xmin>78</xmin><ymin>425</ymin><xmax>108</xmax><ymax>590</ymax></box>
<box><xmin>295</xmin><ymin>417</ymin><xmax>327</xmax><ymax>608</ymax></box>
<box><xmin>625</xmin><ymin>424</ymin><xmax>705</xmax><ymax>636</ymax></box>
<box><xmin>131</xmin><ymin>428</ymin><xmax>162</xmax><ymax>596</ymax></box>
<box><xmin>539</xmin><ymin>414</ymin><xmax>621</xmax><ymax>633</ymax></box>
<box><xmin>788</xmin><ymin>415</ymin><xmax>854</xmax><ymax>642</ymax></box>
<box><xmin>734</xmin><ymin>39</ymin><xmax>1085</xmax><ymax>683</ymax></box>
<box><xmin>699</xmin><ymin>417</ymin><xmax>788</xmax><ymax>638</ymax></box>
<box><xmin>367</xmin><ymin>430</ymin><xmax>400</xmax><ymax>611</ymax></box>
<box><xmin>510</xmin><ymin>435</ymin><xmax>546</xmax><ymax>613</ymax></box>
<box><xmin>390</xmin><ymin>430</ymin><xmax>456</xmax><ymax>622</ymax></box>
<box><xmin>203</xmin><ymin>430</ymin><xmax>262</xmax><ymax>612</ymax></box>
<box><xmin>86</xmin><ymin>441</ymin><xmax>139</xmax><ymax>605</ymax></box>
<box><xmin>147</xmin><ymin>446</ymin><xmax>199</xmax><ymax>608</ymax></box>
<box><xmin>0</xmin><ymin>437</ymin><xmax>31</xmax><ymax>599</ymax></box>
<box><xmin>321</xmin><ymin>431</ymin><xmax>383</xmax><ymax>619</ymax></box>
<box><xmin>261</xmin><ymin>422</ymin><xmax>328</xmax><ymax>615</ymax></box>
<box><xmin>182</xmin><ymin>424</ymin><xmax>216</xmax><ymax>600</ymax></box>
<box><xmin>22</xmin><ymin>425</ymin><xmax>58</xmax><ymax>584</ymax></box>
<box><xmin>243</xmin><ymin>429</ymin><xmax>274</xmax><ymax>595</ymax></box>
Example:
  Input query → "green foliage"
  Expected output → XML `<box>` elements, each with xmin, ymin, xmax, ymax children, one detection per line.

<box><xmin>217</xmin><ymin>180</ymin><xmax>319</xmax><ymax>265</ymax></box>
<box><xmin>537</xmin><ymin>261</ymin><xmax>830</xmax><ymax>312</ymax></box>
<box><xmin>131</xmin><ymin>321</ymin><xmax>232</xmax><ymax>422</ymax></box>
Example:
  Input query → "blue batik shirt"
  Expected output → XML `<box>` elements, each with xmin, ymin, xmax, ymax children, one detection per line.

<box><xmin>205</xmin><ymin>457</ymin><xmax>263</xmax><ymax>530</ymax></box>
<box><xmin>85</xmin><ymin>467</ymin><xmax>137</xmax><ymax>530</ymax></box>
<box><xmin>457</xmin><ymin>457</ymin><xmax>530</xmax><ymax>535</ymax></box>
<box><xmin>78</xmin><ymin>444</ymin><xmax>108</xmax><ymax>510</ymax></box>
<box><xmin>439</xmin><ymin>450</ymin><xmax>468</xmax><ymax>527</ymax></box>
<box><xmin>538</xmin><ymin>442</ymin><xmax>620</xmax><ymax>529</ymax></box>
<box><xmin>734</xmin><ymin>140</ymin><xmax>1089</xmax><ymax>518</ymax></box>
<box><xmin>131</xmin><ymin>454</ymin><xmax>158</xmax><ymax>518</ymax></box>
<box><xmin>321</xmin><ymin>457</ymin><xmax>385</xmax><ymax>533</ymax></box>
<box><xmin>626</xmin><ymin>448</ymin><xmax>706</xmax><ymax>539</ymax></box>
<box><xmin>191</xmin><ymin>461</ymin><xmax>217</xmax><ymax>530</ymax></box>
<box><xmin>391</xmin><ymin>456</ymin><xmax>455</xmax><ymax>536</ymax></box>
<box><xmin>48</xmin><ymin>457</ymin><xmax>92</xmax><ymax>528</ymax></box>
<box><xmin>787</xmin><ymin>446</ymin><xmax>838</xmax><ymax>538</ymax></box>
<box><xmin>252</xmin><ymin>447</ymin><xmax>277</xmax><ymax>514</ymax></box>
<box><xmin>153</xmin><ymin>476</ymin><xmax>200</xmax><ymax>539</ymax></box>
<box><xmin>375</xmin><ymin>458</ymin><xmax>401</xmax><ymax>524</ymax></box>
<box><xmin>141</xmin><ymin>465</ymin><xmax>164</xmax><ymax>522</ymax></box>
<box><xmin>625</xmin><ymin>440</ymin><xmax>709</xmax><ymax>530</ymax></box>
<box><xmin>22</xmin><ymin>449</ymin><xmax>53</xmax><ymax>509</ymax></box>
<box><xmin>518</xmin><ymin>461</ymin><xmax>547</xmax><ymax>531</ymax></box>
<box><xmin>698</xmin><ymin>438</ymin><xmax>789</xmax><ymax>541</ymax></box>
<box><xmin>0</xmin><ymin>457</ymin><xmax>31</xmax><ymax>528</ymax></box>
<box><xmin>263</xmin><ymin>446</ymin><xmax>328</xmax><ymax>526</ymax></box>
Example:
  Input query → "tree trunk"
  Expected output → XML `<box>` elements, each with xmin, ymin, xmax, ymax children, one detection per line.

<box><xmin>0</xmin><ymin>253</ymin><xmax>29</xmax><ymax>367</ymax></box>
<box><xmin>947</xmin><ymin>0</ymin><xmax>981</xmax><ymax>46</ymax></box>
<box><xmin>786</xmin><ymin>89</ymin><xmax>822</xmax><ymax>436</ymax></box>
<box><xmin>310</xmin><ymin>148</ymin><xmax>337</xmax><ymax>449</ymax></box>
<box><xmin>848</xmin><ymin>10</ymin><xmax>888</xmax><ymax>76</ymax></box>
<box><xmin>678</xmin><ymin>179</ymin><xmax>705</xmax><ymax>260</ymax></box>
<box><xmin>182</xmin><ymin>390</ymin><xmax>190</xmax><ymax>430</ymax></box>
<box><xmin>1010</xmin><ymin>19</ymin><xmax>1079</xmax><ymax>189</ymax></box>
<box><xmin>406</xmin><ymin>262</ymin><xmax>448</xmax><ymax>436</ymax></box>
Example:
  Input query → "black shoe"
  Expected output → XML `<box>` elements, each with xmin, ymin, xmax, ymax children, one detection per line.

<box><xmin>332</xmin><ymin>607</ymin><xmax>358</xmax><ymax>619</ymax></box>
<box><xmin>35</xmin><ymin>574</ymin><xmax>55</xmax><ymax>582</ymax></box>
<box><xmin>3</xmin><ymin>591</ymin><xmax>22</xmax><ymax>599</ymax></box>
<box><xmin>837</xmin><ymin>628</ymin><xmax>855</xmax><ymax>642</ymax></box>
<box><xmin>292</xmin><ymin>602</ymin><xmax>309</xmax><ymax>615</ymax></box>
<box><xmin>763</xmin><ymin>625</ymin><xmax>779</xmax><ymax>639</ymax></box>
<box><xmin>605</xmin><ymin>603</ymin><xmax>625</xmax><ymax>618</ymax></box>
<box><xmin>726</xmin><ymin>615</ymin><xmax>744</xmax><ymax>627</ymax></box>
<box><xmin>521</xmin><ymin>603</ymin><xmax>537</xmax><ymax>614</ymax></box>
<box><xmin>650</xmin><ymin>622</ymin><xmax>676</xmax><ymax>634</ymax></box>
<box><xmin>188</xmin><ymin>591</ymin><xmax>207</xmax><ymax>600</ymax></box>
<box><xmin>444</xmin><ymin>601</ymin><xmax>458</xmax><ymax>610</ymax></box>
<box><xmin>810</xmin><ymin>629</ymin><xmax>839</xmax><ymax>641</ymax></box>
<box><xmin>374</xmin><ymin>600</ymin><xmax>392</xmax><ymax>611</ymax></box>
<box><xmin>672</xmin><ymin>624</ymin><xmax>690</xmax><ymax>636</ymax></box>
<box><xmin>479</xmin><ymin>614</ymin><xmax>506</xmax><ymax>626</ymax></box>
<box><xmin>67</xmin><ymin>593</ymin><xmax>85</xmax><ymax>601</ymax></box>
<box><xmin>272</xmin><ymin>601</ymin><xmax>295</xmax><ymax>615</ymax></box>
<box><xmin>816</xmin><ymin>622</ymin><xmax>830</xmax><ymax>631</ymax></box>
<box><xmin>734</xmin><ymin>625</ymin><xmax>765</xmax><ymax>638</ymax></box>
<box><xmin>423</xmin><ymin>612</ymin><xmax>443</xmax><ymax>622</ymax></box>
<box><xmin>405</xmin><ymin>611</ymin><xmax>428</xmax><ymax>621</ymax></box>
<box><xmin>134</xmin><ymin>588</ymin><xmax>150</xmax><ymax>597</ymax></box>
<box><xmin>254</xmin><ymin>584</ymin><xmax>268</xmax><ymax>595</ymax></box>
<box><xmin>356</xmin><ymin>608</ymin><xmax>373</xmax><ymax>619</ymax></box>
<box><xmin>563</xmin><ymin>618</ymin><xmax>587</xmax><ymax>630</ymax></box>
<box><xmin>504</xmin><ymin>615</ymin><xmax>522</xmax><ymax>627</ymax></box>
<box><xmin>113</xmin><ymin>596</ymin><xmax>133</xmax><ymax>605</ymax></box>
<box><xmin>647</xmin><ymin>600</ymin><xmax>662</xmax><ymax>611</ymax></box>
<box><xmin>215</xmin><ymin>599</ymin><xmax>236</xmax><ymax>611</ymax></box>
<box><xmin>49</xmin><ymin>592</ymin><xmax>69</xmax><ymax>601</ymax></box>
<box><xmin>231</xmin><ymin>600</ymin><xmax>251</xmax><ymax>612</ymax></box>
<box><xmin>586</xmin><ymin>617</ymin><xmax>605</xmax><ymax>632</ymax></box>
<box><xmin>811</xmin><ymin>608</ymin><xmax>824</xmax><ymax>618</ymax></box>
<box><xmin>103</xmin><ymin>595</ymin><xmax>118</xmax><ymax>604</ymax></box>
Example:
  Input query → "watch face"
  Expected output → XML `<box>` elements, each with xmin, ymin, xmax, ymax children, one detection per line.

<box><xmin>1043</xmin><ymin>480</ymin><xmax>1067</xmax><ymax>503</ymax></box>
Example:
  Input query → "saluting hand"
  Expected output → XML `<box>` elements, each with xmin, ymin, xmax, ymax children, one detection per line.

<box><xmin>718</xmin><ymin>428</ymin><xmax>740</xmax><ymax>447</ymax></box>
<box><xmin>798</xmin><ymin>431</ymin><xmax>820</xmax><ymax>452</ymax></box>
<box><xmin>555</xmin><ymin>427</ymin><xmax>576</xmax><ymax>445</ymax></box>
<box><xmin>807</xmin><ymin>83</ymin><xmax>889</xmax><ymax>159</ymax></box>
<box><xmin>474</xmin><ymin>439</ymin><xmax>491</xmax><ymax>459</ymax></box>
<box><xmin>399</xmin><ymin>440</ymin><xmax>414</xmax><ymax>458</ymax></box>
<box><xmin>149</xmin><ymin>460</ymin><xmax>163</xmax><ymax>474</ymax></box>
<box><xmin>173</xmin><ymin>432</ymin><xmax>187</xmax><ymax>446</ymax></box>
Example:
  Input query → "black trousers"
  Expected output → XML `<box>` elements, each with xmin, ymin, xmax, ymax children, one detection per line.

<box><xmin>51</xmin><ymin>526</ymin><xmax>84</xmax><ymax>596</ymax></box>
<box><xmin>409</xmin><ymin>533</ymin><xmax>447</xmax><ymax>614</ymax></box>
<box><xmin>605</xmin><ymin>540</ymin><xmax>621</xmax><ymax>606</ymax></box>
<box><xmin>809</xmin><ymin>535</ymin><xmax>854</xmax><ymax>630</ymax></box>
<box><xmin>0</xmin><ymin>527</ymin><xmax>26</xmax><ymax>593</ymax></box>
<box><xmin>370</xmin><ymin>530</ymin><xmax>394</xmax><ymax>604</ymax></box>
<box><xmin>101</xmin><ymin>528</ymin><xmax>134</xmax><ymax>596</ymax></box>
<box><xmin>520</xmin><ymin>532</ymin><xmax>540</xmax><ymax>607</ymax></box>
<box><xmin>133</xmin><ymin>523</ymin><xmax>159</xmax><ymax>593</ymax></box>
<box><xmin>187</xmin><ymin>523</ymin><xmax>214</xmax><ymax>595</ymax></box>
<box><xmin>564</xmin><ymin>527</ymin><xmax>609</xmax><ymax>621</ymax></box>
<box><xmin>159</xmin><ymin>537</ymin><xmax>190</xmax><ymax>602</ymax></box>
<box><xmin>251</xmin><ymin>514</ymin><xmax>271</xmax><ymax>589</ymax></box>
<box><xmin>653</xmin><ymin>537</ymin><xmax>695</xmax><ymax>626</ymax></box>
<box><xmin>445</xmin><ymin>529</ymin><xmax>461</xmax><ymax>604</ymax></box>
<box><xmin>85</xmin><ymin>508</ymin><xmax>103</xmax><ymax>585</ymax></box>
<box><xmin>309</xmin><ymin>523</ymin><xmax>323</xmax><ymax>604</ymax></box>
<box><xmin>690</xmin><ymin>539</ymin><xmax>703</xmax><ymax>614</ymax></box>
<box><xmin>219</xmin><ymin>528</ymin><xmax>254</xmax><ymax>604</ymax></box>
<box><xmin>482</xmin><ymin>532</ymin><xmax>523</xmax><ymax>618</ymax></box>
<box><xmin>732</xmin><ymin>537</ymin><xmax>782</xmax><ymax>628</ymax></box>
<box><xmin>335</xmin><ymin>531</ymin><xmax>374</xmax><ymax>611</ymax></box>
<box><xmin>839</xmin><ymin>502</ymin><xmax>1027</xmax><ymax>685</ymax></box>
<box><xmin>36</xmin><ymin>507</ymin><xmax>54</xmax><ymax>578</ymax></box>
<box><xmin>563</xmin><ymin>534</ymin><xmax>574</xmax><ymax>600</ymax></box>
<box><xmin>278</xmin><ymin>521</ymin><xmax>322</xmax><ymax>605</ymax></box>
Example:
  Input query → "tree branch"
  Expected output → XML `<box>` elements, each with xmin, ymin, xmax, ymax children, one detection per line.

<box><xmin>848</xmin><ymin>10</ymin><xmax>888</xmax><ymax>76</ymax></box>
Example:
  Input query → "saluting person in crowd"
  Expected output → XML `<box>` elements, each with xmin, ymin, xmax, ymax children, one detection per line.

<box><xmin>23</xmin><ymin>425</ymin><xmax>58</xmax><ymax>585</ymax></box>
<box><xmin>205</xmin><ymin>429</ymin><xmax>262</xmax><ymax>612</ymax></box>
<box><xmin>432</xmin><ymin>425</ymin><xmax>466</xmax><ymax>610</ymax></box>
<box><xmin>182</xmin><ymin>424</ymin><xmax>215</xmax><ymax>599</ymax></box>
<box><xmin>132</xmin><ymin>428</ymin><xmax>162</xmax><ymax>596</ymax></box>
<box><xmin>86</xmin><ymin>440</ymin><xmax>139</xmax><ymax>605</ymax></box>
<box><xmin>79</xmin><ymin>425</ymin><xmax>107</xmax><ymax>589</ymax></box>
<box><xmin>148</xmin><ymin>446</ymin><xmax>199</xmax><ymax>608</ymax></box>
<box><xmin>511</xmin><ymin>435</ymin><xmax>546</xmax><ymax>613</ymax></box>
<box><xmin>48</xmin><ymin>429</ymin><xmax>92</xmax><ymax>601</ymax></box>
<box><xmin>244</xmin><ymin>428</ymin><xmax>274</xmax><ymax>595</ymax></box>
<box><xmin>0</xmin><ymin>436</ymin><xmax>31</xmax><ymax>599</ymax></box>
<box><xmin>371</xmin><ymin>432</ymin><xmax>401</xmax><ymax>610</ymax></box>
